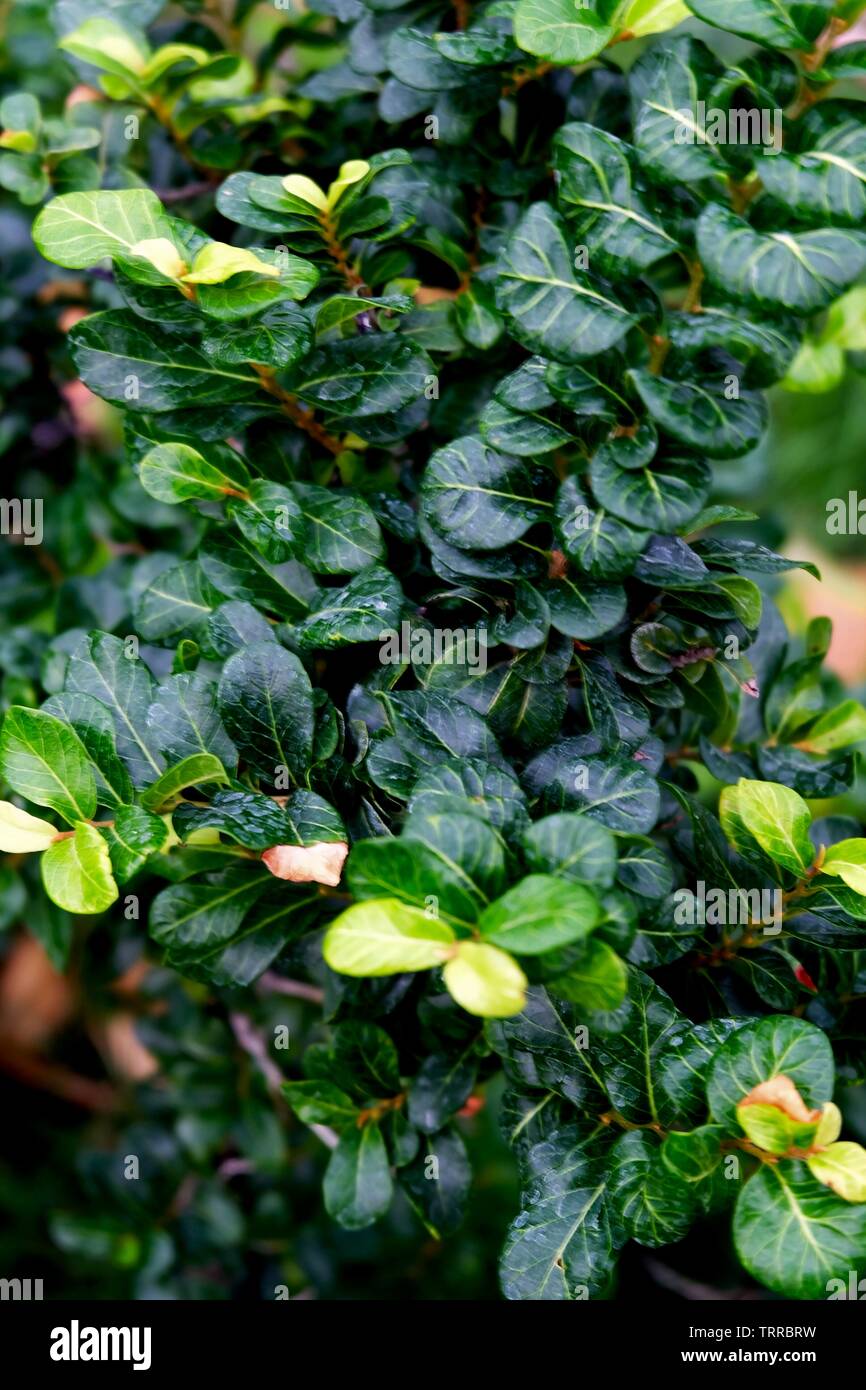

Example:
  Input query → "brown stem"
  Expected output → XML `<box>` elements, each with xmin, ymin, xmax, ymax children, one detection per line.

<box><xmin>647</xmin><ymin>333</ymin><xmax>671</xmax><ymax>376</ymax></box>
<box><xmin>681</xmin><ymin>258</ymin><xmax>704</xmax><ymax>313</ymax></box>
<box><xmin>501</xmin><ymin>61</ymin><xmax>554</xmax><ymax>98</ymax></box>
<box><xmin>250</xmin><ymin>364</ymin><xmax>343</xmax><ymax>455</ymax></box>
<box><xmin>318</xmin><ymin>209</ymin><xmax>364</xmax><ymax>290</ymax></box>
<box><xmin>257</xmin><ymin>972</ymin><xmax>325</xmax><ymax>1005</ymax></box>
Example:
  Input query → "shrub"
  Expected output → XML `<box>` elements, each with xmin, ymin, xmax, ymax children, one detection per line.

<box><xmin>1</xmin><ymin>0</ymin><xmax>866</xmax><ymax>1301</ymax></box>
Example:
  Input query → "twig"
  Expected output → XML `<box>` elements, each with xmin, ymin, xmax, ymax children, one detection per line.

<box><xmin>229</xmin><ymin>1012</ymin><xmax>338</xmax><ymax>1151</ymax></box>
<box><xmin>643</xmin><ymin>1256</ymin><xmax>767</xmax><ymax>1301</ymax></box>
<box><xmin>257</xmin><ymin>972</ymin><xmax>325</xmax><ymax>1005</ymax></box>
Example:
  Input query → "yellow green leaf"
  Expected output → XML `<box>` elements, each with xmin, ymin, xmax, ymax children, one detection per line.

<box><xmin>129</xmin><ymin>237</ymin><xmax>189</xmax><ymax>281</ymax></box>
<box><xmin>327</xmin><ymin>159</ymin><xmax>370</xmax><ymax>210</ymax></box>
<box><xmin>281</xmin><ymin>173</ymin><xmax>328</xmax><ymax>212</ymax></box>
<box><xmin>0</xmin><ymin>800</ymin><xmax>58</xmax><ymax>853</ymax></box>
<box><xmin>807</xmin><ymin>1143</ymin><xmax>866</xmax><ymax>1203</ymax></box>
<box><xmin>183</xmin><ymin>242</ymin><xmax>281</xmax><ymax>285</ymax></box>
<box><xmin>443</xmin><ymin>941</ymin><xmax>527</xmax><ymax>1018</ymax></box>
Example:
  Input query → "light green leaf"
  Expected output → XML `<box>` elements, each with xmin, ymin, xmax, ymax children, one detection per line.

<box><xmin>820</xmin><ymin>839</ymin><xmax>866</xmax><ymax>897</ymax></box>
<box><xmin>58</xmin><ymin>17</ymin><xmax>150</xmax><ymax>81</ymax></box>
<box><xmin>139</xmin><ymin>441</ymin><xmax>250</xmax><ymax>506</ymax></box>
<box><xmin>443</xmin><ymin>940</ymin><xmax>527</xmax><ymax>1017</ymax></box>
<box><xmin>41</xmin><ymin>821</ymin><xmax>119</xmax><ymax>915</ymax></box>
<box><xmin>0</xmin><ymin>706</ymin><xmax>97</xmax><ymax>825</ymax></box>
<box><xmin>323</xmin><ymin>897</ymin><xmax>455</xmax><ymax>975</ymax></box>
<box><xmin>730</xmin><ymin>778</ymin><xmax>814</xmax><ymax>876</ymax></box>
<box><xmin>33</xmin><ymin>190</ymin><xmax>175</xmax><ymax>269</ymax></box>
<box><xmin>807</xmin><ymin>1143</ymin><xmax>866</xmax><ymax>1203</ymax></box>
<box><xmin>0</xmin><ymin>800</ymin><xmax>58</xmax><ymax>853</ymax></box>
<box><xmin>514</xmin><ymin>0</ymin><xmax>616</xmax><ymax>65</ymax></box>
<box><xmin>797</xmin><ymin>701</ymin><xmax>866</xmax><ymax>755</ymax></box>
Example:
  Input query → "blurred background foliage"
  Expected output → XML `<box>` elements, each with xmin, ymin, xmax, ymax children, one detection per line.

<box><xmin>1</xmin><ymin>0</ymin><xmax>865</xmax><ymax>1300</ymax></box>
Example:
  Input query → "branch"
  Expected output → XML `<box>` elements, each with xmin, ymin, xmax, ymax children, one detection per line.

<box><xmin>257</xmin><ymin>972</ymin><xmax>325</xmax><ymax>1005</ymax></box>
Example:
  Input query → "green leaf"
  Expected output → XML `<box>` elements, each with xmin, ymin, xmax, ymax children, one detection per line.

<box><xmin>544</xmin><ymin>576</ymin><xmax>627</xmax><ymax>641</ymax></box>
<box><xmin>41</xmin><ymin>821</ymin><xmax>119</xmax><ymax>915</ymax></box>
<box><xmin>760</xmin><ymin>116</ymin><xmax>866</xmax><ymax>226</ymax></box>
<box><xmin>104</xmin><ymin>804</ymin><xmax>168</xmax><ymax>883</ymax></box>
<box><xmin>217</xmin><ymin>641</ymin><xmax>314</xmax><ymax>783</ymax></box>
<box><xmin>33</xmin><ymin>190</ymin><xmax>174</xmax><ymax>268</ymax></box>
<box><xmin>684</xmin><ymin>0</ymin><xmax>832</xmax><ymax>50</ymax></box>
<box><xmin>499</xmin><ymin>1125</ymin><xmax>621</xmax><ymax>1299</ymax></box>
<box><xmin>58</xmin><ymin>17</ymin><xmax>150</xmax><ymax>80</ymax></box>
<box><xmin>522</xmin><ymin>812</ymin><xmax>618</xmax><ymax>889</ymax></box>
<box><xmin>0</xmin><ymin>706</ymin><xmax>97</xmax><ymax>824</ymax></box>
<box><xmin>291</xmin><ymin>483</ymin><xmax>384</xmax><ymax>574</ymax></box>
<box><xmin>399</xmin><ymin>1126</ymin><xmax>472</xmax><ymax>1238</ymax></box>
<box><xmin>734</xmin><ymin>1162</ymin><xmax>866</xmax><ymax>1299</ymax></box>
<box><xmin>821</xmin><ymin>838</ymin><xmax>866</xmax><ymax>896</ymax></box>
<box><xmin>285</xmin><ymin>335</ymin><xmax>432</xmax><ymax>419</ymax></box>
<box><xmin>65</xmin><ymin>632</ymin><xmax>164</xmax><ymax>789</ymax></box>
<box><xmin>478</xmin><ymin>874</ymin><xmax>600</xmax><ymax>954</ymax></box>
<box><xmin>324</xmin><ymin>1123</ymin><xmax>393</xmax><ymax>1230</ymax></box>
<box><xmin>630</xmin><ymin>37</ymin><xmax>726</xmax><ymax>183</ymax></box>
<box><xmin>227</xmin><ymin>481</ymin><xmax>304</xmax><ymax>564</ymax></box>
<box><xmin>798</xmin><ymin>700</ymin><xmax>866</xmax><ymax>755</ymax></box>
<box><xmin>140</xmin><ymin>753</ymin><xmax>229</xmax><ymax>812</ymax></box>
<box><xmin>554</xmin><ymin>122</ymin><xmax>677</xmax><ymax>277</ymax></box>
<box><xmin>697</xmin><ymin>204</ymin><xmax>866</xmax><ymax>314</ymax></box>
<box><xmin>608</xmin><ymin>1129</ymin><xmax>695</xmax><ymax>1246</ymax></box>
<box><xmin>627</xmin><ymin>368</ymin><xmax>767</xmax><ymax>460</ymax></box>
<box><xmin>282</xmin><ymin>1079</ymin><xmax>358</xmax><ymax>1129</ymax></box>
<box><xmin>443</xmin><ymin>941</ymin><xmax>528</xmax><ymax>1017</ymax></box>
<box><xmin>139</xmin><ymin>441</ymin><xmax>251</xmax><ymax>505</ymax></box>
<box><xmin>134</xmin><ymin>560</ymin><xmax>222</xmax><ymax>641</ymax></box>
<box><xmin>555</xmin><ymin>477</ymin><xmax>648</xmax><ymax>580</ymax></box>
<box><xmin>323</xmin><ymin>898</ymin><xmax>455</xmax><ymax>976</ymax></box>
<box><xmin>42</xmin><ymin>691</ymin><xmax>135</xmax><ymax>808</ymax></box>
<box><xmin>422</xmin><ymin>435</ymin><xmax>549</xmax><ymax>552</ymax></box>
<box><xmin>590</xmin><ymin>449</ymin><xmax>709</xmax><ymax>529</ymax></box>
<box><xmin>295</xmin><ymin>564</ymin><xmax>403</xmax><ymax>650</ymax></box>
<box><xmin>550</xmin><ymin>938</ymin><xmax>628</xmax><ymax>1010</ymax></box>
<box><xmin>148</xmin><ymin>864</ymin><xmax>273</xmax><ymax>974</ymax></box>
<box><xmin>146</xmin><ymin>673</ymin><xmax>236</xmax><ymax>770</ymax></box>
<box><xmin>201</xmin><ymin>302</ymin><xmax>311</xmax><ymax>369</ymax></box>
<box><xmin>726</xmin><ymin>778</ymin><xmax>814</xmax><ymax>875</ymax></box>
<box><xmin>655</xmin><ymin>1018</ymin><xmax>746</xmax><ymax>1127</ymax></box>
<box><xmin>495</xmin><ymin>203</ymin><xmax>635</xmax><ymax>362</ymax></box>
<box><xmin>595</xmin><ymin>968</ymin><xmax>684</xmax><ymax>1122</ymax></box>
<box><xmin>707</xmin><ymin>1016</ymin><xmax>834</xmax><ymax>1131</ymax></box>
<box><xmin>661</xmin><ymin>1125</ymin><xmax>730</xmax><ymax>1212</ymax></box>
<box><xmin>514</xmin><ymin>0</ymin><xmax>616</xmax><ymax>65</ymax></box>
<box><xmin>407</xmin><ymin>1050</ymin><xmax>477</xmax><ymax>1132</ymax></box>
<box><xmin>347</xmin><ymin>826</ymin><xmax>495</xmax><ymax>930</ymax></box>
<box><xmin>69</xmin><ymin>310</ymin><xmax>261</xmax><ymax>412</ymax></box>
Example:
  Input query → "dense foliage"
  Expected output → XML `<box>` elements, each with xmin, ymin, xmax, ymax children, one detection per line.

<box><xmin>2</xmin><ymin>0</ymin><xmax>866</xmax><ymax>1301</ymax></box>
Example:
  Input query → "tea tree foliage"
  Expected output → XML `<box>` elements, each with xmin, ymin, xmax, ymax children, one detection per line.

<box><xmin>2</xmin><ymin>0</ymin><xmax>866</xmax><ymax>1300</ymax></box>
